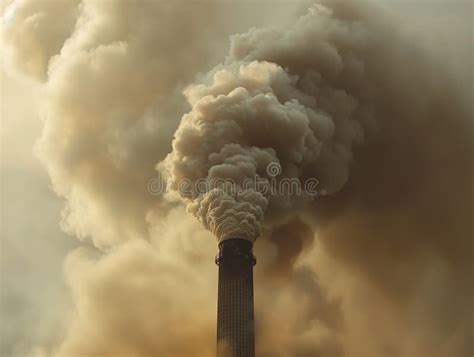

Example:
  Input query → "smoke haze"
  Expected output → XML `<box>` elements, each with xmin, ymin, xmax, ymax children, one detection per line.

<box><xmin>1</xmin><ymin>0</ymin><xmax>472</xmax><ymax>356</ymax></box>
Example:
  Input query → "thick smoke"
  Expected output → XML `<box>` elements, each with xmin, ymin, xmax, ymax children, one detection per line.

<box><xmin>2</xmin><ymin>0</ymin><xmax>472</xmax><ymax>356</ymax></box>
<box><xmin>1</xmin><ymin>0</ymin><xmax>80</xmax><ymax>81</ymax></box>
<box><xmin>164</xmin><ymin>5</ymin><xmax>367</xmax><ymax>242</ymax></box>
<box><xmin>3</xmin><ymin>0</ymin><xmax>249</xmax><ymax>248</ymax></box>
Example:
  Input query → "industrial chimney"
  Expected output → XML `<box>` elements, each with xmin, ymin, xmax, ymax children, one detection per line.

<box><xmin>215</xmin><ymin>238</ymin><xmax>256</xmax><ymax>357</ymax></box>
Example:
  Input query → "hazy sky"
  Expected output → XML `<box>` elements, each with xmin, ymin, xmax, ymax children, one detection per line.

<box><xmin>1</xmin><ymin>1</ymin><xmax>472</xmax><ymax>356</ymax></box>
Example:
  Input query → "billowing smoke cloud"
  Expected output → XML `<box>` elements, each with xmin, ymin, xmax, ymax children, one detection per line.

<box><xmin>3</xmin><ymin>0</ymin><xmax>263</xmax><ymax>249</ymax></box>
<box><xmin>163</xmin><ymin>5</ymin><xmax>367</xmax><ymax>242</ymax></box>
<box><xmin>2</xmin><ymin>0</ymin><xmax>472</xmax><ymax>356</ymax></box>
<box><xmin>1</xmin><ymin>0</ymin><xmax>80</xmax><ymax>81</ymax></box>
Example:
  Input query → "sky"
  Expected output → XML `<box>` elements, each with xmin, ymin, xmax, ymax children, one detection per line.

<box><xmin>1</xmin><ymin>1</ymin><xmax>472</xmax><ymax>356</ymax></box>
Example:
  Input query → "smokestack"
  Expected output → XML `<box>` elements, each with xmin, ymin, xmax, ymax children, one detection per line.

<box><xmin>215</xmin><ymin>238</ymin><xmax>256</xmax><ymax>357</ymax></box>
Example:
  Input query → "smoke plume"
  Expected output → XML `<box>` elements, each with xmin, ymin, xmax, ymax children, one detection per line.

<box><xmin>163</xmin><ymin>4</ymin><xmax>367</xmax><ymax>242</ymax></box>
<box><xmin>2</xmin><ymin>0</ymin><xmax>472</xmax><ymax>356</ymax></box>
